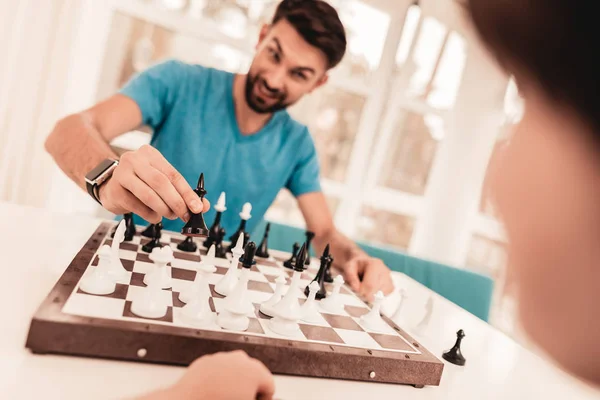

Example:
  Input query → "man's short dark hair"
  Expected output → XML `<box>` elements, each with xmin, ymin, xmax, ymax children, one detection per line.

<box><xmin>467</xmin><ymin>0</ymin><xmax>600</xmax><ymax>134</ymax></box>
<box><xmin>272</xmin><ymin>0</ymin><xmax>347</xmax><ymax>69</ymax></box>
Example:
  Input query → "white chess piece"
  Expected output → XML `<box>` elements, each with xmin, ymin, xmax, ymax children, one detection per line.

<box><xmin>300</xmin><ymin>281</ymin><xmax>321</xmax><ymax>324</ymax></box>
<box><xmin>108</xmin><ymin>220</ymin><xmax>129</xmax><ymax>282</ymax></box>
<box><xmin>240</xmin><ymin>202</ymin><xmax>252</xmax><ymax>220</ymax></box>
<box><xmin>214</xmin><ymin>235</ymin><xmax>244</xmax><ymax>296</ymax></box>
<box><xmin>179</xmin><ymin>245</ymin><xmax>217</xmax><ymax>304</ymax></box>
<box><xmin>391</xmin><ymin>288</ymin><xmax>407</xmax><ymax>324</ymax></box>
<box><xmin>80</xmin><ymin>245</ymin><xmax>116</xmax><ymax>295</ymax></box>
<box><xmin>131</xmin><ymin>251</ymin><xmax>169</xmax><ymax>319</ymax></box>
<box><xmin>259</xmin><ymin>274</ymin><xmax>287</xmax><ymax>317</ymax></box>
<box><xmin>217</xmin><ymin>265</ymin><xmax>254</xmax><ymax>331</ymax></box>
<box><xmin>268</xmin><ymin>269</ymin><xmax>304</xmax><ymax>336</ymax></box>
<box><xmin>215</xmin><ymin>192</ymin><xmax>227</xmax><ymax>212</ymax></box>
<box><xmin>319</xmin><ymin>275</ymin><xmax>345</xmax><ymax>314</ymax></box>
<box><xmin>144</xmin><ymin>246</ymin><xmax>173</xmax><ymax>289</ymax></box>
<box><xmin>414</xmin><ymin>296</ymin><xmax>434</xmax><ymax>336</ymax></box>
<box><xmin>181</xmin><ymin>249</ymin><xmax>217</xmax><ymax>327</ymax></box>
<box><xmin>359</xmin><ymin>291</ymin><xmax>387</xmax><ymax>332</ymax></box>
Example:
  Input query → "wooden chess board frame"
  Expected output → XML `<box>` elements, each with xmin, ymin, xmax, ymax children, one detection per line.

<box><xmin>26</xmin><ymin>222</ymin><xmax>444</xmax><ymax>387</ymax></box>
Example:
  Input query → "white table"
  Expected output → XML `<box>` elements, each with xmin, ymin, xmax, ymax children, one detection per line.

<box><xmin>0</xmin><ymin>202</ymin><xmax>598</xmax><ymax>400</ymax></box>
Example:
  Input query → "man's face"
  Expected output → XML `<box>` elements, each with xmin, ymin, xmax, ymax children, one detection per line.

<box><xmin>245</xmin><ymin>19</ymin><xmax>329</xmax><ymax>114</ymax></box>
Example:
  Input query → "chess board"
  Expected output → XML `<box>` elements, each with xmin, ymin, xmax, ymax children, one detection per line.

<box><xmin>26</xmin><ymin>222</ymin><xmax>444</xmax><ymax>387</ymax></box>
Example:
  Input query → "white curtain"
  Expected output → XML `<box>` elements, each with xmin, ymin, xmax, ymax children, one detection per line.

<box><xmin>0</xmin><ymin>0</ymin><xmax>83</xmax><ymax>208</ymax></box>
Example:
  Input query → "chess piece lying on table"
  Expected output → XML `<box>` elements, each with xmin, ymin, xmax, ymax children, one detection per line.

<box><xmin>443</xmin><ymin>329</ymin><xmax>466</xmax><ymax>366</ymax></box>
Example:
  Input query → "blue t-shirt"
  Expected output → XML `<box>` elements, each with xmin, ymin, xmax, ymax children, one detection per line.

<box><xmin>119</xmin><ymin>60</ymin><xmax>321</xmax><ymax>234</ymax></box>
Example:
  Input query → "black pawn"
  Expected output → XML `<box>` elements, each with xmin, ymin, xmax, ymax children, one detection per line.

<box><xmin>177</xmin><ymin>236</ymin><xmax>197</xmax><ymax>252</ymax></box>
<box><xmin>181</xmin><ymin>173</ymin><xmax>209</xmax><ymax>237</ymax></box>
<box><xmin>255</xmin><ymin>223</ymin><xmax>271</xmax><ymax>258</ymax></box>
<box><xmin>240</xmin><ymin>242</ymin><xmax>257</xmax><ymax>269</ymax></box>
<box><xmin>323</xmin><ymin>256</ymin><xmax>334</xmax><ymax>283</ymax></box>
<box><xmin>239</xmin><ymin>233</ymin><xmax>256</xmax><ymax>265</ymax></box>
<box><xmin>283</xmin><ymin>242</ymin><xmax>300</xmax><ymax>269</ymax></box>
<box><xmin>142</xmin><ymin>223</ymin><xmax>162</xmax><ymax>253</ymax></box>
<box><xmin>141</xmin><ymin>221</ymin><xmax>162</xmax><ymax>239</ymax></box>
<box><xmin>305</xmin><ymin>244</ymin><xmax>332</xmax><ymax>300</ymax></box>
<box><xmin>304</xmin><ymin>231</ymin><xmax>315</xmax><ymax>266</ymax></box>
<box><xmin>442</xmin><ymin>329</ymin><xmax>466</xmax><ymax>366</ymax></box>
<box><xmin>204</xmin><ymin>208</ymin><xmax>224</xmax><ymax>250</ymax></box>
<box><xmin>213</xmin><ymin>227</ymin><xmax>227</xmax><ymax>259</ymax></box>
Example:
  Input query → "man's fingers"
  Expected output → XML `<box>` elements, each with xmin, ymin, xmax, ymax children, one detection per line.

<box><xmin>250</xmin><ymin>358</ymin><xmax>275</xmax><ymax>400</ymax></box>
<box><xmin>144</xmin><ymin>146</ymin><xmax>204</xmax><ymax>214</ymax></box>
<box><xmin>118</xmin><ymin>187</ymin><xmax>161</xmax><ymax>223</ymax></box>
<box><xmin>342</xmin><ymin>259</ymin><xmax>361</xmax><ymax>292</ymax></box>
<box><xmin>119</xmin><ymin>170</ymin><xmax>175</xmax><ymax>219</ymax></box>
<box><xmin>135</xmin><ymin>164</ymin><xmax>188</xmax><ymax>220</ymax></box>
<box><xmin>359</xmin><ymin>262</ymin><xmax>381</xmax><ymax>301</ymax></box>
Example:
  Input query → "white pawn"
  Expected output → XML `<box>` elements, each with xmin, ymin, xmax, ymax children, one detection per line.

<box><xmin>131</xmin><ymin>253</ymin><xmax>169</xmax><ymax>319</ymax></box>
<box><xmin>214</xmin><ymin>235</ymin><xmax>244</xmax><ymax>296</ymax></box>
<box><xmin>217</xmin><ymin>244</ymin><xmax>256</xmax><ymax>332</ymax></box>
<box><xmin>108</xmin><ymin>220</ymin><xmax>129</xmax><ymax>282</ymax></box>
<box><xmin>179</xmin><ymin>246</ymin><xmax>216</xmax><ymax>304</ymax></box>
<box><xmin>300</xmin><ymin>281</ymin><xmax>321</xmax><ymax>324</ymax></box>
<box><xmin>144</xmin><ymin>246</ymin><xmax>173</xmax><ymax>289</ymax></box>
<box><xmin>360</xmin><ymin>291</ymin><xmax>387</xmax><ymax>332</ymax></box>
<box><xmin>319</xmin><ymin>275</ymin><xmax>345</xmax><ymax>314</ymax></box>
<box><xmin>391</xmin><ymin>288</ymin><xmax>407</xmax><ymax>324</ymax></box>
<box><xmin>181</xmin><ymin>250</ymin><xmax>217</xmax><ymax>328</ymax></box>
<box><xmin>259</xmin><ymin>274</ymin><xmax>287</xmax><ymax>317</ymax></box>
<box><xmin>80</xmin><ymin>245</ymin><xmax>116</xmax><ymax>295</ymax></box>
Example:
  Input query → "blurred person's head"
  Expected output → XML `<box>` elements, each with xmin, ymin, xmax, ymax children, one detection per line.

<box><xmin>245</xmin><ymin>0</ymin><xmax>346</xmax><ymax>113</ymax></box>
<box><xmin>468</xmin><ymin>0</ymin><xmax>600</xmax><ymax>383</ymax></box>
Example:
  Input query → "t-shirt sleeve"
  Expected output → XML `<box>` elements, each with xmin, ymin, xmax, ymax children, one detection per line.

<box><xmin>286</xmin><ymin>130</ymin><xmax>322</xmax><ymax>197</ymax></box>
<box><xmin>119</xmin><ymin>59</ymin><xmax>186</xmax><ymax>130</ymax></box>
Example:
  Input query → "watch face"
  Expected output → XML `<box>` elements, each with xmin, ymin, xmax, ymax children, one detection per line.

<box><xmin>86</xmin><ymin>159</ymin><xmax>117</xmax><ymax>182</ymax></box>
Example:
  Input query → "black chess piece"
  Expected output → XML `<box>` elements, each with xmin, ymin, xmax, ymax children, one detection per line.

<box><xmin>294</xmin><ymin>242</ymin><xmax>308</xmax><ymax>272</ymax></box>
<box><xmin>112</xmin><ymin>213</ymin><xmax>136</xmax><ymax>241</ymax></box>
<box><xmin>305</xmin><ymin>244</ymin><xmax>332</xmax><ymax>299</ymax></box>
<box><xmin>228</xmin><ymin>207</ymin><xmax>249</xmax><ymax>253</ymax></box>
<box><xmin>213</xmin><ymin>227</ymin><xmax>227</xmax><ymax>259</ymax></box>
<box><xmin>442</xmin><ymin>329</ymin><xmax>466</xmax><ymax>366</ymax></box>
<box><xmin>204</xmin><ymin>204</ymin><xmax>225</xmax><ymax>250</ymax></box>
<box><xmin>142</xmin><ymin>223</ymin><xmax>162</xmax><ymax>253</ymax></box>
<box><xmin>141</xmin><ymin>221</ymin><xmax>162</xmax><ymax>239</ymax></box>
<box><xmin>177</xmin><ymin>236</ymin><xmax>197</xmax><ymax>253</ymax></box>
<box><xmin>304</xmin><ymin>231</ymin><xmax>315</xmax><ymax>266</ymax></box>
<box><xmin>323</xmin><ymin>252</ymin><xmax>334</xmax><ymax>283</ymax></box>
<box><xmin>182</xmin><ymin>173</ymin><xmax>209</xmax><ymax>237</ymax></box>
<box><xmin>239</xmin><ymin>233</ymin><xmax>257</xmax><ymax>265</ymax></box>
<box><xmin>240</xmin><ymin>242</ymin><xmax>257</xmax><ymax>270</ymax></box>
<box><xmin>283</xmin><ymin>242</ymin><xmax>300</xmax><ymax>269</ymax></box>
<box><xmin>255</xmin><ymin>223</ymin><xmax>271</xmax><ymax>258</ymax></box>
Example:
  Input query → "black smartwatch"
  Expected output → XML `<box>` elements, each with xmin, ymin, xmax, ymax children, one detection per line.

<box><xmin>85</xmin><ymin>159</ymin><xmax>119</xmax><ymax>205</ymax></box>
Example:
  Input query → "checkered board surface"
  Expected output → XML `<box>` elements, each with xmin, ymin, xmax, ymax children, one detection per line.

<box><xmin>61</xmin><ymin>226</ymin><xmax>422</xmax><ymax>356</ymax></box>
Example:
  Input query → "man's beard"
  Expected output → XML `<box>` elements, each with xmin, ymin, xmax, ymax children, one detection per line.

<box><xmin>244</xmin><ymin>74</ymin><xmax>291</xmax><ymax>114</ymax></box>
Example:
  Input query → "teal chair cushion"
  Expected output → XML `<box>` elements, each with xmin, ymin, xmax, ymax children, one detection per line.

<box><xmin>251</xmin><ymin>220</ymin><xmax>494</xmax><ymax>321</ymax></box>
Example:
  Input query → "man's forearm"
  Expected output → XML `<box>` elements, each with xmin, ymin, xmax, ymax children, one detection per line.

<box><xmin>313</xmin><ymin>228</ymin><xmax>365</xmax><ymax>270</ymax></box>
<box><xmin>45</xmin><ymin>113</ymin><xmax>117</xmax><ymax>191</ymax></box>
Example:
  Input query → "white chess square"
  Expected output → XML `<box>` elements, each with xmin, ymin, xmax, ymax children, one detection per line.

<box><xmin>132</xmin><ymin>260</ymin><xmax>155</xmax><ymax>274</ymax></box>
<box><xmin>62</xmin><ymin>293</ymin><xmax>127</xmax><ymax>320</ymax></box>
<box><xmin>354</xmin><ymin>316</ymin><xmax>398</xmax><ymax>336</ymax></box>
<box><xmin>256</xmin><ymin>264</ymin><xmax>284</xmax><ymax>277</ymax></box>
<box><xmin>118</xmin><ymin>249</ymin><xmax>138</xmax><ymax>261</ymax></box>
<box><xmin>247</xmin><ymin>270</ymin><xmax>269</xmax><ymax>283</ymax></box>
<box><xmin>126</xmin><ymin>285</ymin><xmax>173</xmax><ymax>307</ymax></box>
<box><xmin>339</xmin><ymin>293</ymin><xmax>367</xmax><ymax>308</ymax></box>
<box><xmin>172</xmin><ymin>278</ymin><xmax>192</xmax><ymax>294</ymax></box>
<box><xmin>334</xmin><ymin>329</ymin><xmax>383</xmax><ymax>350</ymax></box>
<box><xmin>171</xmin><ymin>258</ymin><xmax>199</xmax><ymax>271</ymax></box>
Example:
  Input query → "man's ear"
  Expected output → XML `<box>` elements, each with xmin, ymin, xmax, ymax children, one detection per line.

<box><xmin>310</xmin><ymin>74</ymin><xmax>329</xmax><ymax>93</ymax></box>
<box><xmin>256</xmin><ymin>23</ymin><xmax>270</xmax><ymax>50</ymax></box>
